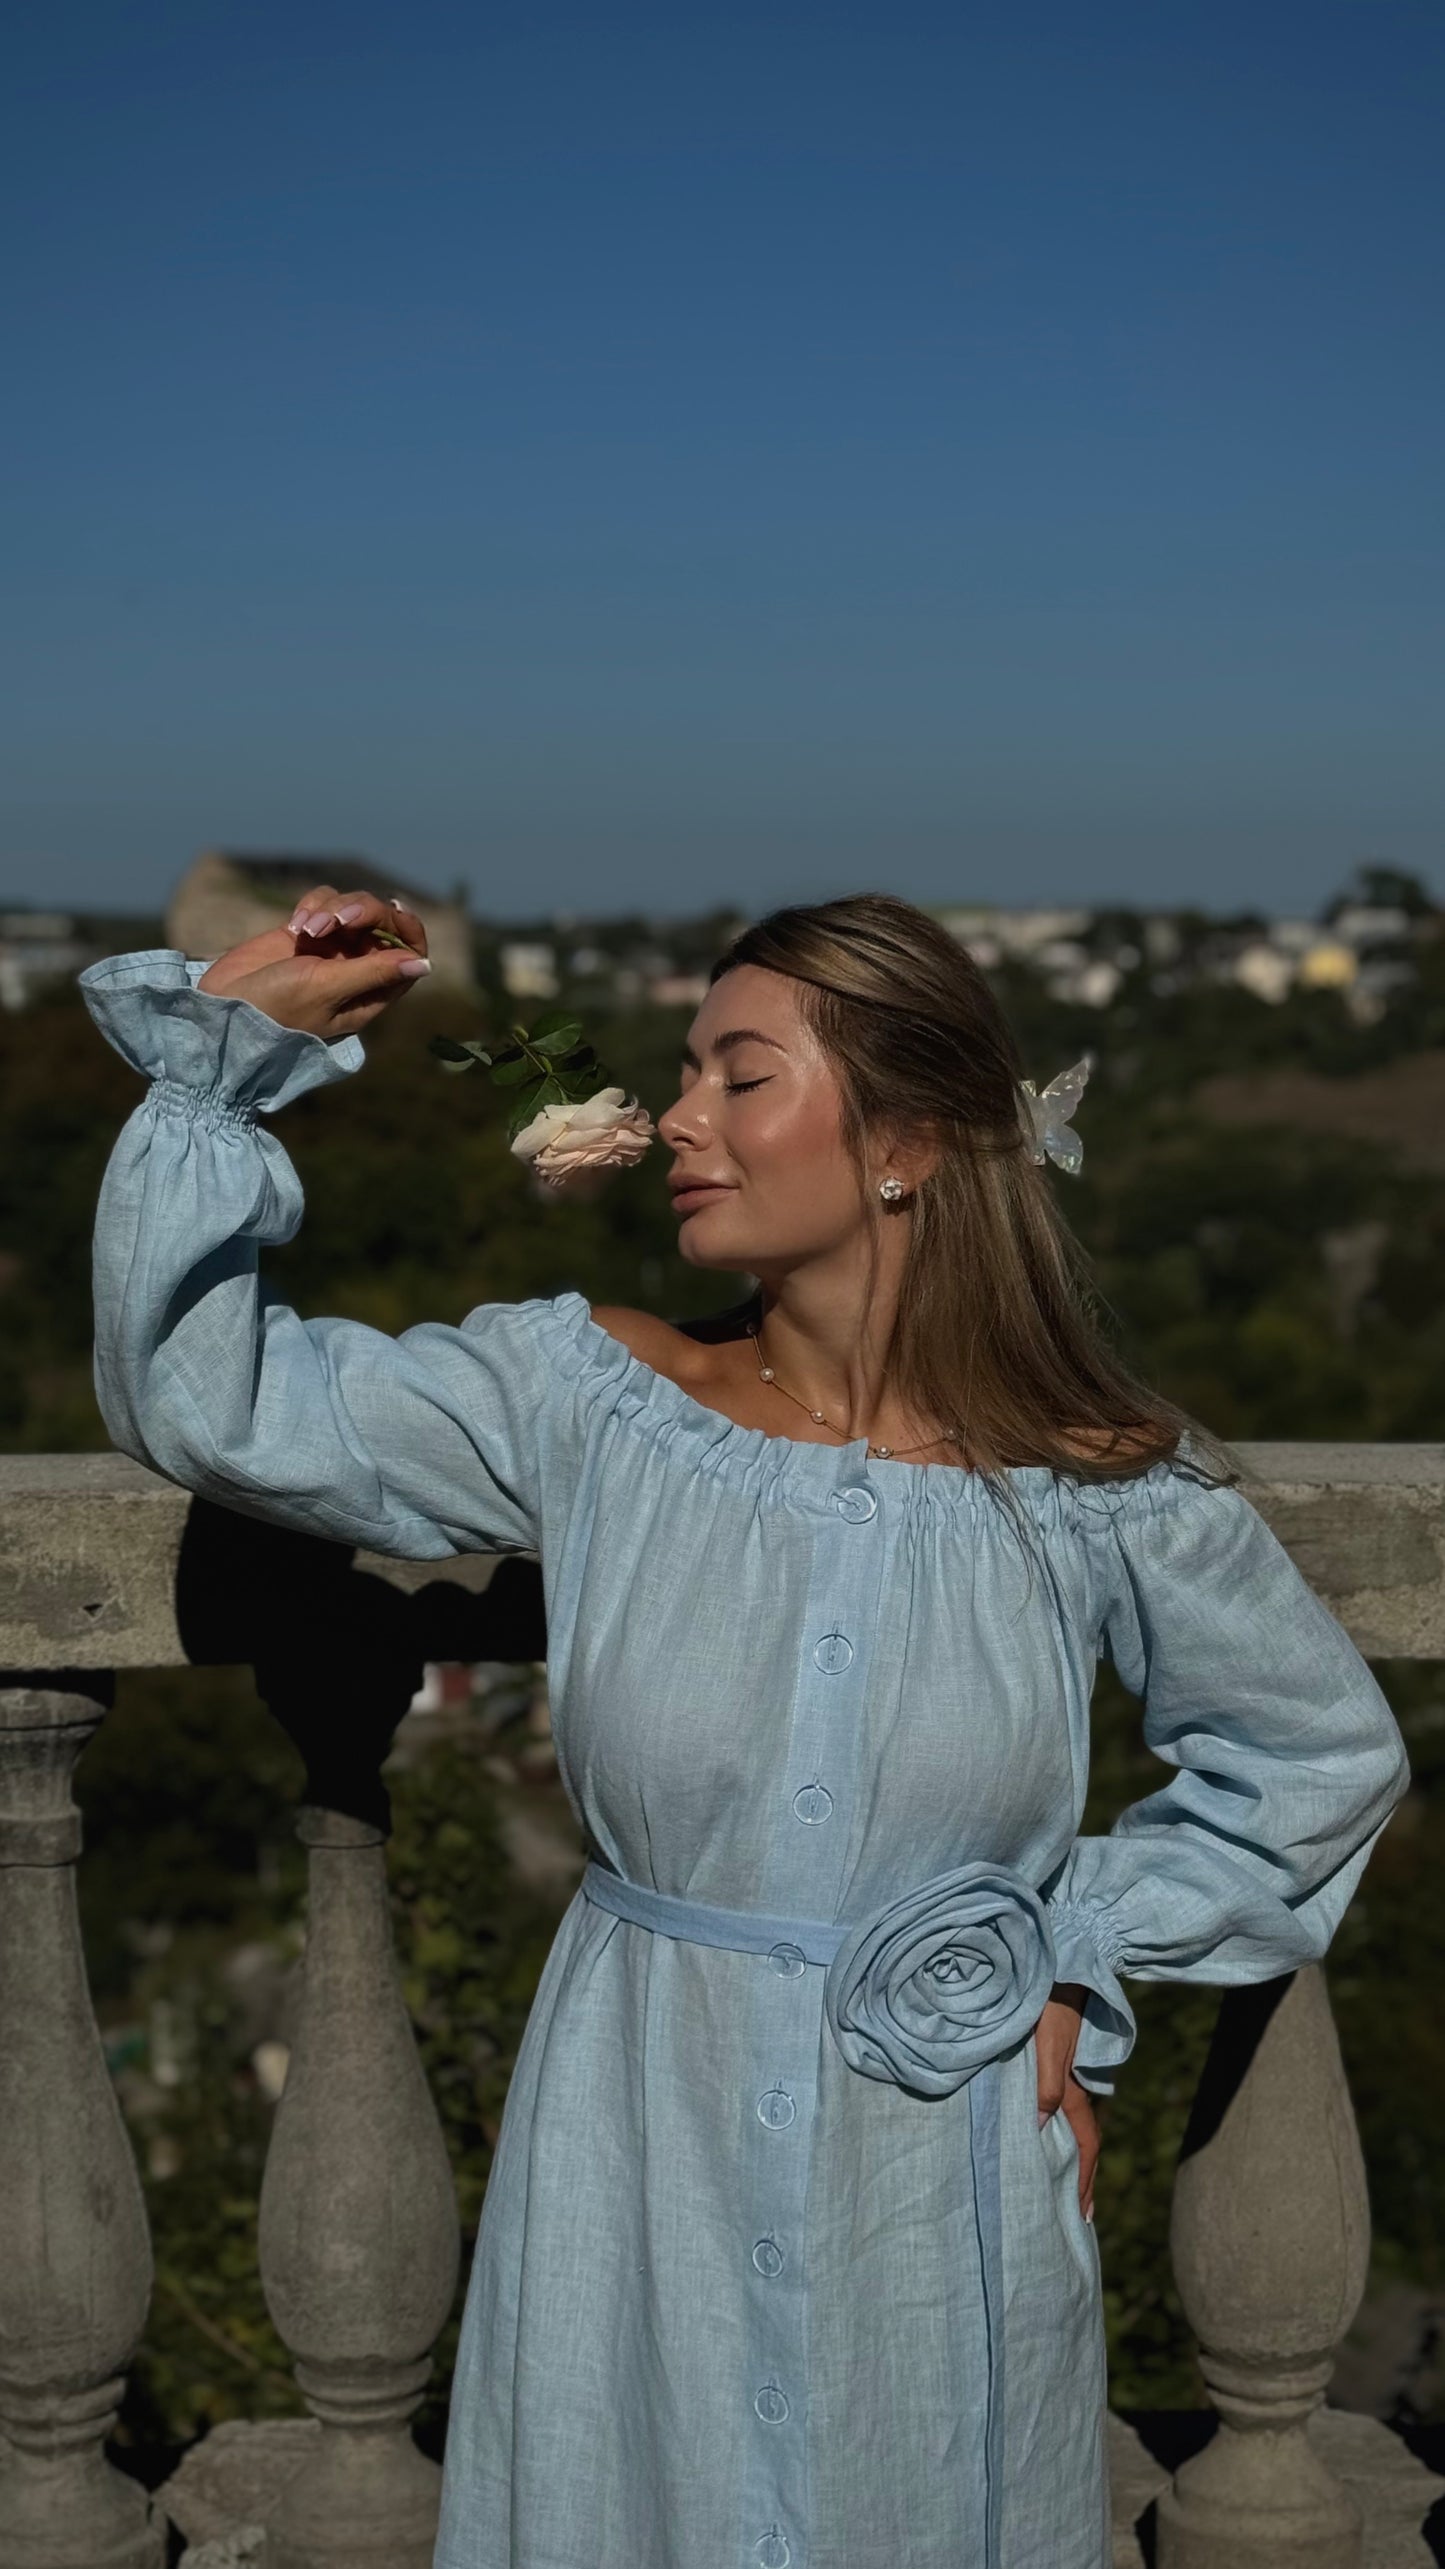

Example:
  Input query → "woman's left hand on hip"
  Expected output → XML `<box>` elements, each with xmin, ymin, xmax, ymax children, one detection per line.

<box><xmin>1035</xmin><ymin>1982</ymin><xmax>1099</xmax><ymax>2220</ymax></box>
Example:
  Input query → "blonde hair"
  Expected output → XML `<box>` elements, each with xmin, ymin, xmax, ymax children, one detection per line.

<box><xmin>711</xmin><ymin>892</ymin><xmax>1235</xmax><ymax>1492</ymax></box>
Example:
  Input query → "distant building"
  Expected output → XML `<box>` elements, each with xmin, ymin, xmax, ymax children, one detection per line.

<box><xmin>936</xmin><ymin>905</ymin><xmax>1094</xmax><ymax>961</ymax></box>
<box><xmin>1329</xmin><ymin>904</ymin><xmax>1413</xmax><ymax>948</ymax></box>
<box><xmin>1051</xmin><ymin>958</ymin><xmax>1122</xmax><ymax>1010</ymax></box>
<box><xmin>0</xmin><ymin>911</ymin><xmax>91</xmax><ymax>1010</ymax></box>
<box><xmin>1266</xmin><ymin>917</ymin><xmax>1322</xmax><ymax>956</ymax></box>
<box><xmin>1234</xmin><ymin>944</ymin><xmax>1295</xmax><ymax>1005</ymax></box>
<box><xmin>647</xmin><ymin>972</ymin><xmax>710</xmax><ymax>1008</ymax></box>
<box><xmin>165</xmin><ymin>850</ymin><xmax>474</xmax><ymax>992</ymax></box>
<box><xmin>1142</xmin><ymin>917</ymin><xmax>1182</xmax><ymax>966</ymax></box>
<box><xmin>0</xmin><ymin>902</ymin><xmax>174</xmax><ymax>1008</ymax></box>
<box><xmin>498</xmin><ymin>941</ymin><xmax>560</xmax><ymax>1001</ymax></box>
<box><xmin>1297</xmin><ymin>941</ymin><xmax>1357</xmax><ymax>991</ymax></box>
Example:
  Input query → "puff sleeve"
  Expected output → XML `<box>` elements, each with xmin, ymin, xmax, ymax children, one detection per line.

<box><xmin>81</xmin><ymin>949</ymin><xmax>554</xmax><ymax>1558</ymax></box>
<box><xmin>1043</xmin><ymin>1469</ymin><xmax>1410</xmax><ymax>2093</ymax></box>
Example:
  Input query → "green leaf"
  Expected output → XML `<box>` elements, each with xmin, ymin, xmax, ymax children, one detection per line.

<box><xmin>490</xmin><ymin>1052</ymin><xmax>543</xmax><ymax>1086</ymax></box>
<box><xmin>505</xmin><ymin>1076</ymin><xmax>568</xmax><ymax>1142</ymax></box>
<box><xmin>428</xmin><ymin>1035</ymin><xmax>490</xmax><ymax>1069</ymax></box>
<box><xmin>505</xmin><ymin>1091</ymin><xmax>545</xmax><ymax>1140</ymax></box>
<box><xmin>530</xmin><ymin>1021</ymin><xmax>584</xmax><ymax>1058</ymax></box>
<box><xmin>527</xmin><ymin>1006</ymin><xmax>576</xmax><ymax>1038</ymax></box>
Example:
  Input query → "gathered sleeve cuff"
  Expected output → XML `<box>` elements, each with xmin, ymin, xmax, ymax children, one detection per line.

<box><xmin>80</xmin><ymin>949</ymin><xmax>557</xmax><ymax>1559</ymax></box>
<box><xmin>1040</xmin><ymin>1898</ymin><xmax>1138</xmax><ymax>2092</ymax></box>
<box><xmin>1043</xmin><ymin>1469</ymin><xmax>1411</xmax><ymax>2095</ymax></box>
<box><xmin>79</xmin><ymin>947</ymin><xmax>366</xmax><ymax>1118</ymax></box>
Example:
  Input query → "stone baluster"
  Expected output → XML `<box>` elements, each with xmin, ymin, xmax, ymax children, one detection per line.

<box><xmin>255</xmin><ymin>1802</ymin><xmax>461</xmax><ymax>2569</ymax></box>
<box><xmin>0</xmin><ymin>1674</ymin><xmax>164</xmax><ymax>2569</ymax></box>
<box><xmin>1156</xmin><ymin>1964</ymin><xmax>1369</xmax><ymax>2569</ymax></box>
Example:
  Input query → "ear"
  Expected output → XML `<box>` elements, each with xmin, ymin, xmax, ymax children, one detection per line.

<box><xmin>876</xmin><ymin>1120</ymin><xmax>943</xmax><ymax>1195</ymax></box>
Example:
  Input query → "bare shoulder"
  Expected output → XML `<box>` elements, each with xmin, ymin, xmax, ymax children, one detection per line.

<box><xmin>587</xmin><ymin>1303</ymin><xmax>713</xmax><ymax>1390</ymax></box>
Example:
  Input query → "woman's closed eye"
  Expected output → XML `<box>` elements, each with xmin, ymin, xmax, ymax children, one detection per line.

<box><xmin>725</xmin><ymin>1076</ymin><xmax>771</xmax><ymax>1094</ymax></box>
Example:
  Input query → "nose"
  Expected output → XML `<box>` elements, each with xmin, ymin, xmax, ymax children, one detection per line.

<box><xmin>657</xmin><ymin>1085</ymin><xmax>710</xmax><ymax>1151</ymax></box>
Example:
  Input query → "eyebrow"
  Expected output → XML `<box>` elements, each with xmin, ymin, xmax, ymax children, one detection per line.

<box><xmin>680</xmin><ymin>1028</ymin><xmax>787</xmax><ymax>1069</ymax></box>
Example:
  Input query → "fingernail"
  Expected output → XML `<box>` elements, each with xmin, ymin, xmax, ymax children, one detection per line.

<box><xmin>299</xmin><ymin>910</ymin><xmax>336</xmax><ymax>938</ymax></box>
<box><xmin>1037</xmin><ymin>2108</ymin><xmax>1050</xmax><ymax>2128</ymax></box>
<box><xmin>286</xmin><ymin>911</ymin><xmax>307</xmax><ymax>934</ymax></box>
<box><xmin>396</xmin><ymin>955</ymin><xmax>431</xmax><ymax>978</ymax></box>
<box><xmin>388</xmin><ymin>896</ymin><xmax>408</xmax><ymax>910</ymax></box>
<box><xmin>1084</xmin><ymin>2206</ymin><xmax>1094</xmax><ymax>2223</ymax></box>
<box><xmin>335</xmin><ymin>901</ymin><xmax>367</xmax><ymax>924</ymax></box>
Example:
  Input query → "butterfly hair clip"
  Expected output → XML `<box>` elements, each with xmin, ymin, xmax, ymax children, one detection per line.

<box><xmin>1018</xmin><ymin>1058</ymin><xmax>1092</xmax><ymax>1175</ymax></box>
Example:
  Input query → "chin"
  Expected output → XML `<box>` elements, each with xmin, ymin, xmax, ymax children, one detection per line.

<box><xmin>677</xmin><ymin>1220</ymin><xmax>737</xmax><ymax>1270</ymax></box>
<box><xmin>675</xmin><ymin>1209</ymin><xmax>756</xmax><ymax>1270</ymax></box>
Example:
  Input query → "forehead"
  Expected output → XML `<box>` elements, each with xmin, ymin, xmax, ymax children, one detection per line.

<box><xmin>686</xmin><ymin>963</ymin><xmax>808</xmax><ymax>1050</ymax></box>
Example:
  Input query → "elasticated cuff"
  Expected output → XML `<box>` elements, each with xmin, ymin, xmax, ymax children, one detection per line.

<box><xmin>79</xmin><ymin>949</ymin><xmax>365</xmax><ymax>1117</ymax></box>
<box><xmin>1045</xmin><ymin>1897</ymin><xmax>1137</xmax><ymax>2096</ymax></box>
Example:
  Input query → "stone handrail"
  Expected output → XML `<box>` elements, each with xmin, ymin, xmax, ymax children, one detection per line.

<box><xmin>1</xmin><ymin>1444</ymin><xmax>1442</xmax><ymax>2566</ymax></box>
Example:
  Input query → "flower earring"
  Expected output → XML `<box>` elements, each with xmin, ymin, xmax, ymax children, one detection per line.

<box><xmin>878</xmin><ymin>1176</ymin><xmax>906</xmax><ymax>1203</ymax></box>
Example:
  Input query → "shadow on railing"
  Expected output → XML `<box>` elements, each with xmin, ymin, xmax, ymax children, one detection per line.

<box><xmin>1</xmin><ymin>1447</ymin><xmax>1443</xmax><ymax>2567</ymax></box>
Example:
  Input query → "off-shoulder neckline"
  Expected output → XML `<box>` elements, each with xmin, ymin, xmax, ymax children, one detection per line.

<box><xmin>541</xmin><ymin>1289</ymin><xmax>1199</xmax><ymax>1519</ymax></box>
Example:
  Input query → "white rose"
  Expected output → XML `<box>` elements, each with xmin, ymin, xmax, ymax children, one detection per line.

<box><xmin>510</xmin><ymin>1086</ymin><xmax>656</xmax><ymax>1189</ymax></box>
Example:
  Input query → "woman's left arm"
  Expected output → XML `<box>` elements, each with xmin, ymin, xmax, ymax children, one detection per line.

<box><xmin>1044</xmin><ymin>1472</ymin><xmax>1411</xmax><ymax>2096</ymax></box>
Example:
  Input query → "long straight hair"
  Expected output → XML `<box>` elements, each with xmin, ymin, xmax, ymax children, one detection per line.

<box><xmin>710</xmin><ymin>893</ymin><xmax>1235</xmax><ymax>1492</ymax></box>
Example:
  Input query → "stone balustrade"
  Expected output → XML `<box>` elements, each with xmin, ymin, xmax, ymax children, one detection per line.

<box><xmin>1</xmin><ymin>1444</ymin><xmax>1443</xmax><ymax>2565</ymax></box>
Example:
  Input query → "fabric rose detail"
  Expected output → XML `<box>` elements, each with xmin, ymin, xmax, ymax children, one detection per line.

<box><xmin>511</xmin><ymin>1086</ymin><xmax>655</xmax><ymax>1189</ymax></box>
<box><xmin>824</xmin><ymin>1862</ymin><xmax>1055</xmax><ymax>2098</ymax></box>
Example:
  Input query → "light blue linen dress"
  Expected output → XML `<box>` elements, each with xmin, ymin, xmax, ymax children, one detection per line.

<box><xmin>81</xmin><ymin>951</ymin><xmax>1411</xmax><ymax>2569</ymax></box>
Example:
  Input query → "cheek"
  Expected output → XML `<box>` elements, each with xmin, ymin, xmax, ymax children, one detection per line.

<box><xmin>746</xmin><ymin>1091</ymin><xmax>851</xmax><ymax>1192</ymax></box>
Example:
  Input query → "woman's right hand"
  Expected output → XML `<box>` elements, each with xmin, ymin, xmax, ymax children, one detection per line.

<box><xmin>195</xmin><ymin>883</ymin><xmax>433</xmax><ymax>1039</ymax></box>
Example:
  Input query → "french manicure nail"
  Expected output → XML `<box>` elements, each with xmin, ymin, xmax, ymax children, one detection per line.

<box><xmin>335</xmin><ymin>900</ymin><xmax>367</xmax><ymax>924</ymax></box>
<box><xmin>1037</xmin><ymin>2108</ymin><xmax>1050</xmax><ymax>2128</ymax></box>
<box><xmin>286</xmin><ymin>912</ymin><xmax>307</xmax><ymax>934</ymax></box>
<box><xmin>396</xmin><ymin>955</ymin><xmax>431</xmax><ymax>977</ymax></box>
<box><xmin>388</xmin><ymin>896</ymin><xmax>408</xmax><ymax>910</ymax></box>
<box><xmin>300</xmin><ymin>911</ymin><xmax>336</xmax><ymax>937</ymax></box>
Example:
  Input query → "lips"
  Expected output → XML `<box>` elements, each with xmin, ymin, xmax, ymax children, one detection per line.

<box><xmin>669</xmin><ymin>1179</ymin><xmax>733</xmax><ymax>1215</ymax></box>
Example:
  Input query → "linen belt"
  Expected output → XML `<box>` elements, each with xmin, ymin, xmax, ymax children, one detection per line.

<box><xmin>581</xmin><ymin>1858</ymin><xmax>1009</xmax><ymax>2569</ymax></box>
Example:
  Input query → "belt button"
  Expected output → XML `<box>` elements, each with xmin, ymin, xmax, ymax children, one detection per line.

<box><xmin>768</xmin><ymin>1941</ymin><xmax>806</xmax><ymax>1978</ymax></box>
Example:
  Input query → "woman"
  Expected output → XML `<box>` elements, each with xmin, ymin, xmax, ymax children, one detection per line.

<box><xmin>81</xmin><ymin>886</ymin><xmax>1408</xmax><ymax>2569</ymax></box>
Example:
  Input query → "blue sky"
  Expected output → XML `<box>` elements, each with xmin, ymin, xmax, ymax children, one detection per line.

<box><xmin>2</xmin><ymin>1</ymin><xmax>1441</xmax><ymax>920</ymax></box>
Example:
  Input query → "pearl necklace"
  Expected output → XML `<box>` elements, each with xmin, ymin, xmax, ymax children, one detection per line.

<box><xmin>747</xmin><ymin>1320</ymin><xmax>962</xmax><ymax>1462</ymax></box>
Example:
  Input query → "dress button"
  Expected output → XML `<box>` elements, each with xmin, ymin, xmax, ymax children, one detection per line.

<box><xmin>813</xmin><ymin>1629</ymin><xmax>854</xmax><ymax>1674</ymax></box>
<box><xmin>768</xmin><ymin>1941</ymin><xmax>807</xmax><ymax>1978</ymax></box>
<box><xmin>755</xmin><ymin>2531</ymin><xmax>791</xmax><ymax>2568</ymax></box>
<box><xmin>757</xmin><ymin>2083</ymin><xmax>797</xmax><ymax>2130</ymax></box>
<box><xmin>791</xmin><ymin>1781</ymin><xmax>834</xmax><ymax>1825</ymax></box>
<box><xmin>831</xmin><ymin>1483</ymin><xmax>877</xmax><ymax>1523</ymax></box>
<box><xmin>752</xmin><ymin>2233</ymin><xmax>785</xmax><ymax>2277</ymax></box>
<box><xmin>754</xmin><ymin>2380</ymin><xmax>791</xmax><ymax>2425</ymax></box>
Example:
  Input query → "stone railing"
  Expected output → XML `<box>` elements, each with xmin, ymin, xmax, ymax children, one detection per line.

<box><xmin>1</xmin><ymin>1445</ymin><xmax>1443</xmax><ymax>2567</ymax></box>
